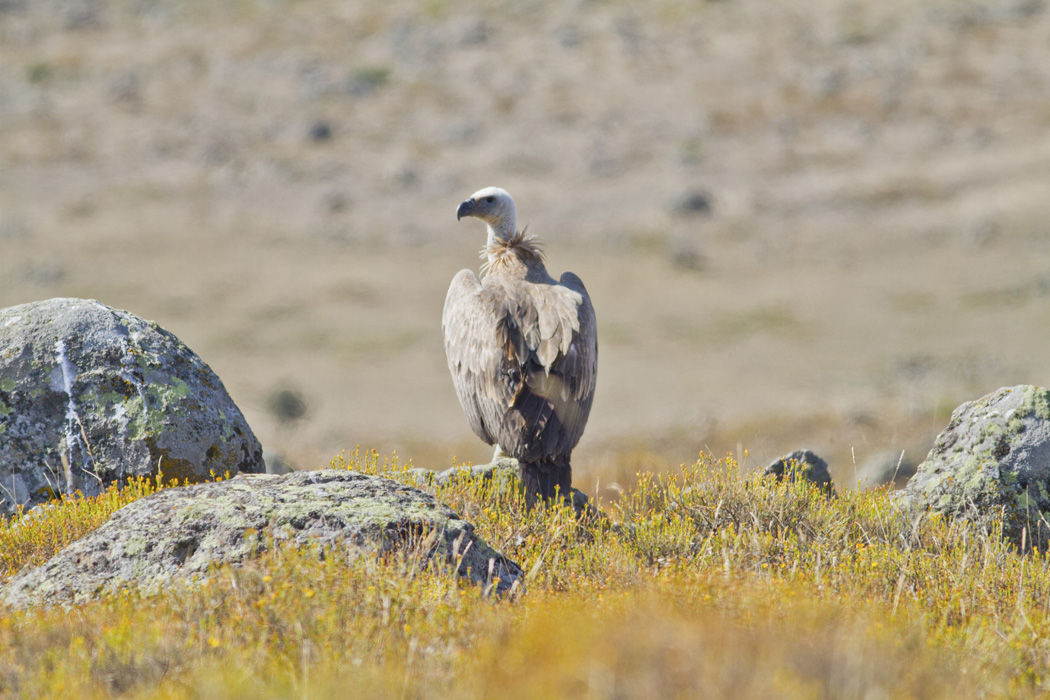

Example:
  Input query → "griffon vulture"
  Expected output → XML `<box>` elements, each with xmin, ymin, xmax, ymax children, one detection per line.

<box><xmin>443</xmin><ymin>187</ymin><xmax>597</xmax><ymax>505</ymax></box>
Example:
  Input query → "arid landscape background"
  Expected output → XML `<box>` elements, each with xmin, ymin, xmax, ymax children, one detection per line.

<box><xmin>2</xmin><ymin>0</ymin><xmax>1049</xmax><ymax>492</ymax></box>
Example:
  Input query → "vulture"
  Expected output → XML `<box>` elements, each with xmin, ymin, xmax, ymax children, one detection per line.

<box><xmin>443</xmin><ymin>187</ymin><xmax>598</xmax><ymax>505</ymax></box>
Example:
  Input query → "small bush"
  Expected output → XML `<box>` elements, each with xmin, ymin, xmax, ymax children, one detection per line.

<box><xmin>0</xmin><ymin>474</ymin><xmax>175</xmax><ymax>580</ymax></box>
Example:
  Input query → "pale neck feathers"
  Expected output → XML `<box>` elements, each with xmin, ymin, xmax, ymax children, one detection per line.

<box><xmin>480</xmin><ymin>226</ymin><xmax>545</xmax><ymax>276</ymax></box>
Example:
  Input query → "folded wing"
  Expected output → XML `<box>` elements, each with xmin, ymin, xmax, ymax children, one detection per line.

<box><xmin>442</xmin><ymin>268</ymin><xmax>597</xmax><ymax>463</ymax></box>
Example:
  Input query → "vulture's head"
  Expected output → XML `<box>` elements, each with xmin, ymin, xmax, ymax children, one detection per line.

<box><xmin>456</xmin><ymin>187</ymin><xmax>516</xmax><ymax>233</ymax></box>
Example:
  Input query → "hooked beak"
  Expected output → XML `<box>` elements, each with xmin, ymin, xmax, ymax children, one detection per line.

<box><xmin>456</xmin><ymin>198</ymin><xmax>476</xmax><ymax>221</ymax></box>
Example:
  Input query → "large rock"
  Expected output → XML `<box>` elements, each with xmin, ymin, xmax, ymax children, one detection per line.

<box><xmin>0</xmin><ymin>298</ymin><xmax>263</xmax><ymax>516</ymax></box>
<box><xmin>902</xmin><ymin>385</ymin><xmax>1050</xmax><ymax>548</ymax></box>
<box><xmin>763</xmin><ymin>449</ymin><xmax>835</xmax><ymax>496</ymax></box>
<box><xmin>1</xmin><ymin>469</ymin><xmax>523</xmax><ymax>608</ymax></box>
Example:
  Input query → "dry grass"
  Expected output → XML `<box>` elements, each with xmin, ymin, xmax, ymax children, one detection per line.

<box><xmin>1</xmin><ymin>450</ymin><xmax>1049</xmax><ymax>697</ymax></box>
<box><xmin>0</xmin><ymin>474</ymin><xmax>170</xmax><ymax>579</ymax></box>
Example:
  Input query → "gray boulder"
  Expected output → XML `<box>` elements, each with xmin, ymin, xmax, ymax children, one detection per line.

<box><xmin>406</xmin><ymin>458</ymin><xmax>525</xmax><ymax>491</ymax></box>
<box><xmin>0</xmin><ymin>298</ymin><xmax>263</xmax><ymax>516</ymax></box>
<box><xmin>1</xmin><ymin>469</ymin><xmax>523</xmax><ymax>608</ymax></box>
<box><xmin>764</xmin><ymin>449</ymin><xmax>835</xmax><ymax>495</ymax></box>
<box><xmin>902</xmin><ymin>385</ymin><xmax>1050</xmax><ymax>548</ymax></box>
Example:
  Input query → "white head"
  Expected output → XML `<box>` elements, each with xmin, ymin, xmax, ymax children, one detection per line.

<box><xmin>456</xmin><ymin>186</ymin><xmax>517</xmax><ymax>242</ymax></box>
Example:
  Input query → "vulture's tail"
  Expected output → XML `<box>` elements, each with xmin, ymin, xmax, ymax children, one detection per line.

<box><xmin>519</xmin><ymin>456</ymin><xmax>572</xmax><ymax>507</ymax></box>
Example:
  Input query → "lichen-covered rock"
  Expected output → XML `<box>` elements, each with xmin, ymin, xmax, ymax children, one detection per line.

<box><xmin>764</xmin><ymin>449</ymin><xmax>835</xmax><ymax>496</ymax></box>
<box><xmin>407</xmin><ymin>459</ymin><xmax>524</xmax><ymax>491</ymax></box>
<box><xmin>0</xmin><ymin>298</ymin><xmax>264</xmax><ymax>516</ymax></box>
<box><xmin>1</xmin><ymin>469</ymin><xmax>523</xmax><ymax>608</ymax></box>
<box><xmin>407</xmin><ymin>458</ymin><xmax>604</xmax><ymax>520</ymax></box>
<box><xmin>901</xmin><ymin>385</ymin><xmax>1050</xmax><ymax>548</ymax></box>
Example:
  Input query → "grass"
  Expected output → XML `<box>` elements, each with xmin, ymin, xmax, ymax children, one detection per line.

<box><xmin>1</xmin><ymin>449</ymin><xmax>1049</xmax><ymax>697</ymax></box>
<box><xmin>0</xmin><ymin>474</ymin><xmax>170</xmax><ymax>580</ymax></box>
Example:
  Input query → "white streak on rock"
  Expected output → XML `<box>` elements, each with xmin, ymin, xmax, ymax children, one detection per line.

<box><xmin>55</xmin><ymin>339</ymin><xmax>84</xmax><ymax>492</ymax></box>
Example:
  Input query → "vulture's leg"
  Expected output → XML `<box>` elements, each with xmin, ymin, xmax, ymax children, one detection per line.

<box><xmin>519</xmin><ymin>457</ymin><xmax>572</xmax><ymax>508</ymax></box>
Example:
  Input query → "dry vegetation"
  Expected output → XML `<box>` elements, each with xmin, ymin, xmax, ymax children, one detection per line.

<box><xmin>0</xmin><ymin>450</ymin><xmax>1049</xmax><ymax>698</ymax></box>
<box><xmin>0</xmin><ymin>474</ymin><xmax>167</xmax><ymax>578</ymax></box>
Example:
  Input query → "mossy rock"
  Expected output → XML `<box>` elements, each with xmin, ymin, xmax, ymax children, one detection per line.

<box><xmin>1</xmin><ymin>469</ymin><xmax>522</xmax><ymax>608</ymax></box>
<box><xmin>902</xmin><ymin>385</ymin><xmax>1050</xmax><ymax>549</ymax></box>
<box><xmin>0</xmin><ymin>298</ymin><xmax>263</xmax><ymax>516</ymax></box>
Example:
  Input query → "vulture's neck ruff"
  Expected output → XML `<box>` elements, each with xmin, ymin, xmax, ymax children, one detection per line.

<box><xmin>480</xmin><ymin>226</ymin><xmax>545</xmax><ymax>277</ymax></box>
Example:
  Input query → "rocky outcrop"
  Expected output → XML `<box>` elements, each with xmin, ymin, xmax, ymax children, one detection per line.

<box><xmin>901</xmin><ymin>385</ymin><xmax>1050</xmax><ymax>549</ymax></box>
<box><xmin>1</xmin><ymin>469</ymin><xmax>522</xmax><ymax>608</ymax></box>
<box><xmin>764</xmin><ymin>449</ymin><xmax>835</xmax><ymax>495</ymax></box>
<box><xmin>407</xmin><ymin>458</ymin><xmax>523</xmax><ymax>491</ymax></box>
<box><xmin>0</xmin><ymin>298</ymin><xmax>264</xmax><ymax>516</ymax></box>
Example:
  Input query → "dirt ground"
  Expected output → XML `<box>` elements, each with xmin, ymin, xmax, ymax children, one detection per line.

<box><xmin>2</xmin><ymin>0</ymin><xmax>1049</xmax><ymax>491</ymax></box>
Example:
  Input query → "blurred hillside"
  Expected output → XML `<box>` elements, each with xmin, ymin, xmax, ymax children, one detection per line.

<box><xmin>2</xmin><ymin>0</ymin><xmax>1049</xmax><ymax>486</ymax></box>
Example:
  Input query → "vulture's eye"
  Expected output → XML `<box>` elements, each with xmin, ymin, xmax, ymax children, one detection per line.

<box><xmin>485</xmin><ymin>196</ymin><xmax>495</xmax><ymax>203</ymax></box>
